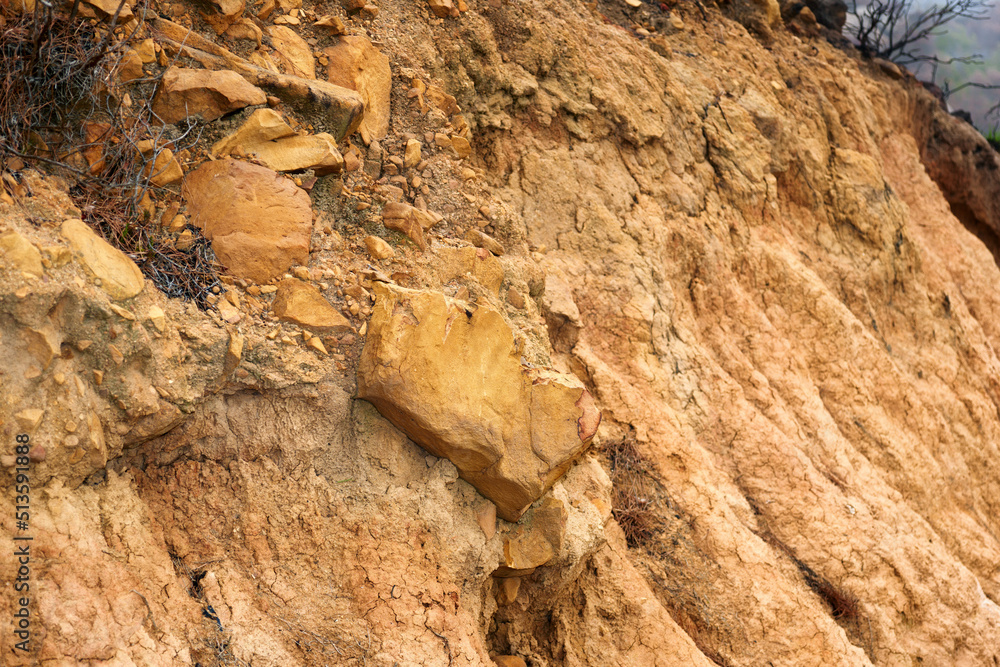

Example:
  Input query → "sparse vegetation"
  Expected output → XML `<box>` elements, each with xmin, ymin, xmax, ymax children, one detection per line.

<box><xmin>0</xmin><ymin>0</ymin><xmax>221</xmax><ymax>307</ymax></box>
<box><xmin>606</xmin><ymin>430</ymin><xmax>659</xmax><ymax>547</ymax></box>
<box><xmin>847</xmin><ymin>0</ymin><xmax>994</xmax><ymax>66</ymax></box>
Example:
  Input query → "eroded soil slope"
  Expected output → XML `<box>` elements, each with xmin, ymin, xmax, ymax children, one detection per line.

<box><xmin>3</xmin><ymin>0</ymin><xmax>1000</xmax><ymax>664</ymax></box>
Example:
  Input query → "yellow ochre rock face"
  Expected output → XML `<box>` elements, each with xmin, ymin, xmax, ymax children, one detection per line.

<box><xmin>357</xmin><ymin>282</ymin><xmax>601</xmax><ymax>521</ymax></box>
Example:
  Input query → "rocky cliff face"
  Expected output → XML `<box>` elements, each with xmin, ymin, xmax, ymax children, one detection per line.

<box><xmin>2</xmin><ymin>0</ymin><xmax>1000</xmax><ymax>664</ymax></box>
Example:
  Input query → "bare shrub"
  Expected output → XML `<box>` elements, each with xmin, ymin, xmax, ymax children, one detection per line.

<box><xmin>606</xmin><ymin>431</ymin><xmax>659</xmax><ymax>547</ymax></box>
<box><xmin>0</xmin><ymin>0</ymin><xmax>221</xmax><ymax>307</ymax></box>
<box><xmin>847</xmin><ymin>0</ymin><xmax>993</xmax><ymax>66</ymax></box>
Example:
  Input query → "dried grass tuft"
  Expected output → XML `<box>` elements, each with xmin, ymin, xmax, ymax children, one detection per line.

<box><xmin>0</xmin><ymin>0</ymin><xmax>219</xmax><ymax>307</ymax></box>
<box><xmin>606</xmin><ymin>431</ymin><xmax>659</xmax><ymax>547</ymax></box>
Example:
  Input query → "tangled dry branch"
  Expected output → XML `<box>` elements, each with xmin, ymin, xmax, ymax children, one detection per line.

<box><xmin>0</xmin><ymin>0</ymin><xmax>221</xmax><ymax>307</ymax></box>
<box><xmin>848</xmin><ymin>0</ymin><xmax>993</xmax><ymax>66</ymax></box>
<box><xmin>607</xmin><ymin>432</ymin><xmax>659</xmax><ymax>547</ymax></box>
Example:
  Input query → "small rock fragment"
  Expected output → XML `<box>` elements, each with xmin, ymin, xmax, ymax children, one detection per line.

<box><xmin>365</xmin><ymin>235</ymin><xmax>395</xmax><ymax>260</ymax></box>
<box><xmin>404</xmin><ymin>139</ymin><xmax>422</xmax><ymax>168</ymax></box>
<box><xmin>271</xmin><ymin>278</ymin><xmax>352</xmax><ymax>332</ymax></box>
<box><xmin>147</xmin><ymin>305</ymin><xmax>167</xmax><ymax>332</ymax></box>
<box><xmin>492</xmin><ymin>657</ymin><xmax>527</xmax><ymax>667</ymax></box>
<box><xmin>314</xmin><ymin>15</ymin><xmax>347</xmax><ymax>33</ymax></box>
<box><xmin>175</xmin><ymin>229</ymin><xmax>194</xmax><ymax>250</ymax></box>
<box><xmin>307</xmin><ymin>336</ymin><xmax>328</xmax><ymax>354</ymax></box>
<box><xmin>497</xmin><ymin>578</ymin><xmax>520</xmax><ymax>605</ymax></box>
<box><xmin>466</xmin><ymin>229</ymin><xmax>504</xmax><ymax>256</ymax></box>
<box><xmin>495</xmin><ymin>497</ymin><xmax>567</xmax><ymax>576</ymax></box>
<box><xmin>451</xmin><ymin>135</ymin><xmax>472</xmax><ymax>158</ymax></box>
<box><xmin>427</xmin><ymin>0</ymin><xmax>453</xmax><ymax>17</ymax></box>
<box><xmin>507</xmin><ymin>288</ymin><xmax>525</xmax><ymax>310</ymax></box>
<box><xmin>15</xmin><ymin>408</ymin><xmax>44</xmax><ymax>433</ymax></box>
<box><xmin>134</xmin><ymin>39</ymin><xmax>156</xmax><ymax>63</ymax></box>
<box><xmin>0</xmin><ymin>230</ymin><xmax>44</xmax><ymax>277</ymax></box>
<box><xmin>108</xmin><ymin>344</ymin><xmax>125</xmax><ymax>365</ymax></box>
<box><xmin>477</xmin><ymin>503</ymin><xmax>497</xmax><ymax>540</ymax></box>
<box><xmin>118</xmin><ymin>49</ymin><xmax>144</xmax><ymax>82</ymax></box>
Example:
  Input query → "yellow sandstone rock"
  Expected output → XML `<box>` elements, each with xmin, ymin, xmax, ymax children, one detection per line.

<box><xmin>0</xmin><ymin>230</ymin><xmax>44</xmax><ymax>278</ymax></box>
<box><xmin>325</xmin><ymin>36</ymin><xmax>391</xmax><ymax>144</ymax></box>
<box><xmin>271</xmin><ymin>278</ymin><xmax>353</xmax><ymax>333</ymax></box>
<box><xmin>357</xmin><ymin>284</ymin><xmax>601</xmax><ymax>521</ymax></box>
<box><xmin>60</xmin><ymin>219</ymin><xmax>144</xmax><ymax>300</ymax></box>
<box><xmin>182</xmin><ymin>159</ymin><xmax>312</xmax><ymax>282</ymax></box>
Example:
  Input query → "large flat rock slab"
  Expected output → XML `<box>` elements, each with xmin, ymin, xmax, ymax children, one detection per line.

<box><xmin>182</xmin><ymin>159</ymin><xmax>312</xmax><ymax>283</ymax></box>
<box><xmin>357</xmin><ymin>283</ymin><xmax>601</xmax><ymax>521</ymax></box>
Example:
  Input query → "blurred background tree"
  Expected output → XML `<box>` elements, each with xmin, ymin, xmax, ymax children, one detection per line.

<box><xmin>847</xmin><ymin>0</ymin><xmax>998</xmax><ymax>136</ymax></box>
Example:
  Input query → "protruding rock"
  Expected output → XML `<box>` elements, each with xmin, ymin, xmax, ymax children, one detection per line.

<box><xmin>138</xmin><ymin>144</ymin><xmax>184</xmax><ymax>186</ymax></box>
<box><xmin>210</xmin><ymin>0</ymin><xmax>244</xmax><ymax>20</ymax></box>
<box><xmin>147</xmin><ymin>306</ymin><xmax>167</xmax><ymax>332</ymax></box>
<box><xmin>382</xmin><ymin>202</ymin><xmax>441</xmax><ymax>252</ymax></box>
<box><xmin>875</xmin><ymin>58</ymin><xmax>903</xmax><ymax>80</ymax></box>
<box><xmin>542</xmin><ymin>272</ymin><xmax>581</xmax><ymax>352</ymax></box>
<box><xmin>61</xmin><ymin>219</ymin><xmax>145</xmax><ymax>300</ymax></box>
<box><xmin>80</xmin><ymin>0</ymin><xmax>134</xmax><ymax>21</ymax></box>
<box><xmin>250</xmin><ymin>133</ymin><xmax>344</xmax><ymax>174</ymax></box>
<box><xmin>324</xmin><ymin>36</ymin><xmax>391</xmax><ymax>144</ymax></box>
<box><xmin>451</xmin><ymin>135</ymin><xmax>472</xmax><ymax>158</ymax></box>
<box><xmin>314</xmin><ymin>15</ymin><xmax>348</xmax><ymax>33</ymax></box>
<box><xmin>22</xmin><ymin>325</ymin><xmax>62</xmax><ymax>368</ymax></box>
<box><xmin>507</xmin><ymin>288</ymin><xmax>525</xmax><ymax>310</ymax></box>
<box><xmin>497</xmin><ymin>577</ymin><xmax>520</xmax><ymax>604</ymax></box>
<box><xmin>152</xmin><ymin>67</ymin><xmax>267</xmax><ymax>124</ymax></box>
<box><xmin>271</xmin><ymin>278</ymin><xmax>352</xmax><ymax>332</ymax></box>
<box><xmin>135</xmin><ymin>38</ymin><xmax>156</xmax><ymax>63</ymax></box>
<box><xmin>151</xmin><ymin>18</ymin><xmax>363</xmax><ymax>140</ymax></box>
<box><xmin>492</xmin><ymin>656</ymin><xmax>527</xmax><ymax>667</ymax></box>
<box><xmin>804</xmin><ymin>0</ymin><xmax>846</xmax><ymax>30</ymax></box>
<box><xmin>357</xmin><ymin>284</ymin><xmax>601</xmax><ymax>521</ymax></box>
<box><xmin>224</xmin><ymin>18</ymin><xmax>264</xmax><ymax>45</ymax></box>
<box><xmin>466</xmin><ymin>229</ymin><xmax>504</xmax><ymax>256</ymax></box>
<box><xmin>307</xmin><ymin>336</ymin><xmax>328</xmax><ymax>354</ymax></box>
<box><xmin>117</xmin><ymin>49</ymin><xmax>144</xmax><ymax>82</ymax></box>
<box><xmin>123</xmin><ymin>400</ymin><xmax>184</xmax><ymax>446</ymax></box>
<box><xmin>0</xmin><ymin>230</ymin><xmax>44</xmax><ymax>277</ymax></box>
<box><xmin>15</xmin><ymin>408</ymin><xmax>44</xmax><ymax>433</ymax></box>
<box><xmin>477</xmin><ymin>503</ymin><xmax>497</xmax><ymax>539</ymax></box>
<box><xmin>182</xmin><ymin>159</ymin><xmax>312</xmax><ymax>282</ymax></box>
<box><xmin>212</xmin><ymin>110</ymin><xmax>344</xmax><ymax>174</ymax></box>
